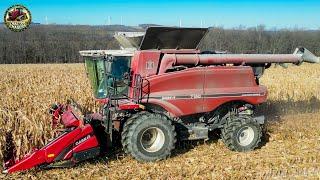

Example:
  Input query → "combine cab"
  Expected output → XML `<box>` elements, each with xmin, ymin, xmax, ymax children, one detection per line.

<box><xmin>4</xmin><ymin>27</ymin><xmax>319</xmax><ymax>173</ymax></box>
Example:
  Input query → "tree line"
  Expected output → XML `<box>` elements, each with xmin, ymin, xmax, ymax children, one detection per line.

<box><xmin>0</xmin><ymin>25</ymin><xmax>138</xmax><ymax>64</ymax></box>
<box><xmin>199</xmin><ymin>25</ymin><xmax>320</xmax><ymax>55</ymax></box>
<box><xmin>0</xmin><ymin>24</ymin><xmax>320</xmax><ymax>64</ymax></box>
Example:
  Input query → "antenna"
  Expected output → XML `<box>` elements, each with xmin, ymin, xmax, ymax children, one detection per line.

<box><xmin>201</xmin><ymin>19</ymin><xmax>203</xmax><ymax>28</ymax></box>
<box><xmin>121</xmin><ymin>16</ymin><xmax>123</xmax><ymax>25</ymax></box>
<box><xmin>179</xmin><ymin>19</ymin><xmax>182</xmax><ymax>27</ymax></box>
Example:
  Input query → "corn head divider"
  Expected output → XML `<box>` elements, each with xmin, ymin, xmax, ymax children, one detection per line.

<box><xmin>3</xmin><ymin>27</ymin><xmax>319</xmax><ymax>174</ymax></box>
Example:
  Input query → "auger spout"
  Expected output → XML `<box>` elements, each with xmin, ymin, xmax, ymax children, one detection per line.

<box><xmin>294</xmin><ymin>47</ymin><xmax>320</xmax><ymax>64</ymax></box>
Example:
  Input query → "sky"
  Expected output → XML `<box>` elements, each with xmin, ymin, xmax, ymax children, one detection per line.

<box><xmin>1</xmin><ymin>0</ymin><xmax>320</xmax><ymax>29</ymax></box>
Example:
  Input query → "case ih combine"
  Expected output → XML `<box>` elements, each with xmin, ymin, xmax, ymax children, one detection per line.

<box><xmin>3</xmin><ymin>27</ymin><xmax>319</xmax><ymax>173</ymax></box>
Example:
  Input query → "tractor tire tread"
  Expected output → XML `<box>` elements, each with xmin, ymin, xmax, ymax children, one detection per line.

<box><xmin>121</xmin><ymin>112</ymin><xmax>146</xmax><ymax>153</ymax></box>
<box><xmin>122</xmin><ymin>112</ymin><xmax>176</xmax><ymax>162</ymax></box>
<box><xmin>221</xmin><ymin>115</ymin><xmax>262</xmax><ymax>152</ymax></box>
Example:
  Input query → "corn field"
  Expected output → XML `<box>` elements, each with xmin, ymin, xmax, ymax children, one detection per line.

<box><xmin>0</xmin><ymin>63</ymin><xmax>320</xmax><ymax>179</ymax></box>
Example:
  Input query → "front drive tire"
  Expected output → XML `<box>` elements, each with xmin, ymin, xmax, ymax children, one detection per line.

<box><xmin>221</xmin><ymin>115</ymin><xmax>263</xmax><ymax>152</ymax></box>
<box><xmin>121</xmin><ymin>113</ymin><xmax>176</xmax><ymax>162</ymax></box>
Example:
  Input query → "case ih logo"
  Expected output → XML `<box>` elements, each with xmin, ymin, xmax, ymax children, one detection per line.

<box><xmin>75</xmin><ymin>135</ymin><xmax>91</xmax><ymax>146</ymax></box>
<box><xmin>4</xmin><ymin>4</ymin><xmax>32</xmax><ymax>32</ymax></box>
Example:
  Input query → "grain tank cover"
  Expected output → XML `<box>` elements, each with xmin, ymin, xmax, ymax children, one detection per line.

<box><xmin>139</xmin><ymin>27</ymin><xmax>208</xmax><ymax>50</ymax></box>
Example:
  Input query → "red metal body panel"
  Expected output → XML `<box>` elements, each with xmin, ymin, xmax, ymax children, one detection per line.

<box><xmin>129</xmin><ymin>50</ymin><xmax>160</xmax><ymax>97</ymax></box>
<box><xmin>141</xmin><ymin>67</ymin><xmax>205</xmax><ymax>116</ymax></box>
<box><xmin>61</xmin><ymin>111</ymin><xmax>81</xmax><ymax>128</ymax></box>
<box><xmin>129</xmin><ymin>51</ymin><xmax>267</xmax><ymax>117</ymax></box>
<box><xmin>44</xmin><ymin>128</ymin><xmax>82</xmax><ymax>162</ymax></box>
<box><xmin>119</xmin><ymin>104</ymin><xmax>140</xmax><ymax>110</ymax></box>
<box><xmin>71</xmin><ymin>136</ymin><xmax>98</xmax><ymax>153</ymax></box>
<box><xmin>5</xmin><ymin>150</ymin><xmax>46</xmax><ymax>173</ymax></box>
<box><xmin>129</xmin><ymin>50</ymin><xmax>201</xmax><ymax>97</ymax></box>
<box><xmin>132</xmin><ymin>50</ymin><xmax>161</xmax><ymax>77</ymax></box>
<box><xmin>64</xmin><ymin>125</ymin><xmax>99</xmax><ymax>160</ymax></box>
<box><xmin>203</xmin><ymin>66</ymin><xmax>267</xmax><ymax>112</ymax></box>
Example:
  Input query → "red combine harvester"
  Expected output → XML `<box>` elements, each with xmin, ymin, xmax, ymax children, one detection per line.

<box><xmin>3</xmin><ymin>27</ymin><xmax>319</xmax><ymax>173</ymax></box>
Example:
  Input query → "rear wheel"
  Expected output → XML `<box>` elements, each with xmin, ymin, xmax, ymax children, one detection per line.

<box><xmin>121</xmin><ymin>113</ymin><xmax>176</xmax><ymax>162</ymax></box>
<box><xmin>221</xmin><ymin>115</ymin><xmax>262</xmax><ymax>152</ymax></box>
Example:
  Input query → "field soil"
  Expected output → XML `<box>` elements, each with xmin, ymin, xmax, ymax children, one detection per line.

<box><xmin>0</xmin><ymin>63</ymin><xmax>319</xmax><ymax>179</ymax></box>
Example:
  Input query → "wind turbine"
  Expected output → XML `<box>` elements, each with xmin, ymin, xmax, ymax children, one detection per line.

<box><xmin>108</xmin><ymin>16</ymin><xmax>111</xmax><ymax>25</ymax></box>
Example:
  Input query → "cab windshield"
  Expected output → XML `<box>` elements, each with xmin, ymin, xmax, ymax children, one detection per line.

<box><xmin>85</xmin><ymin>56</ymin><xmax>131</xmax><ymax>99</ymax></box>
